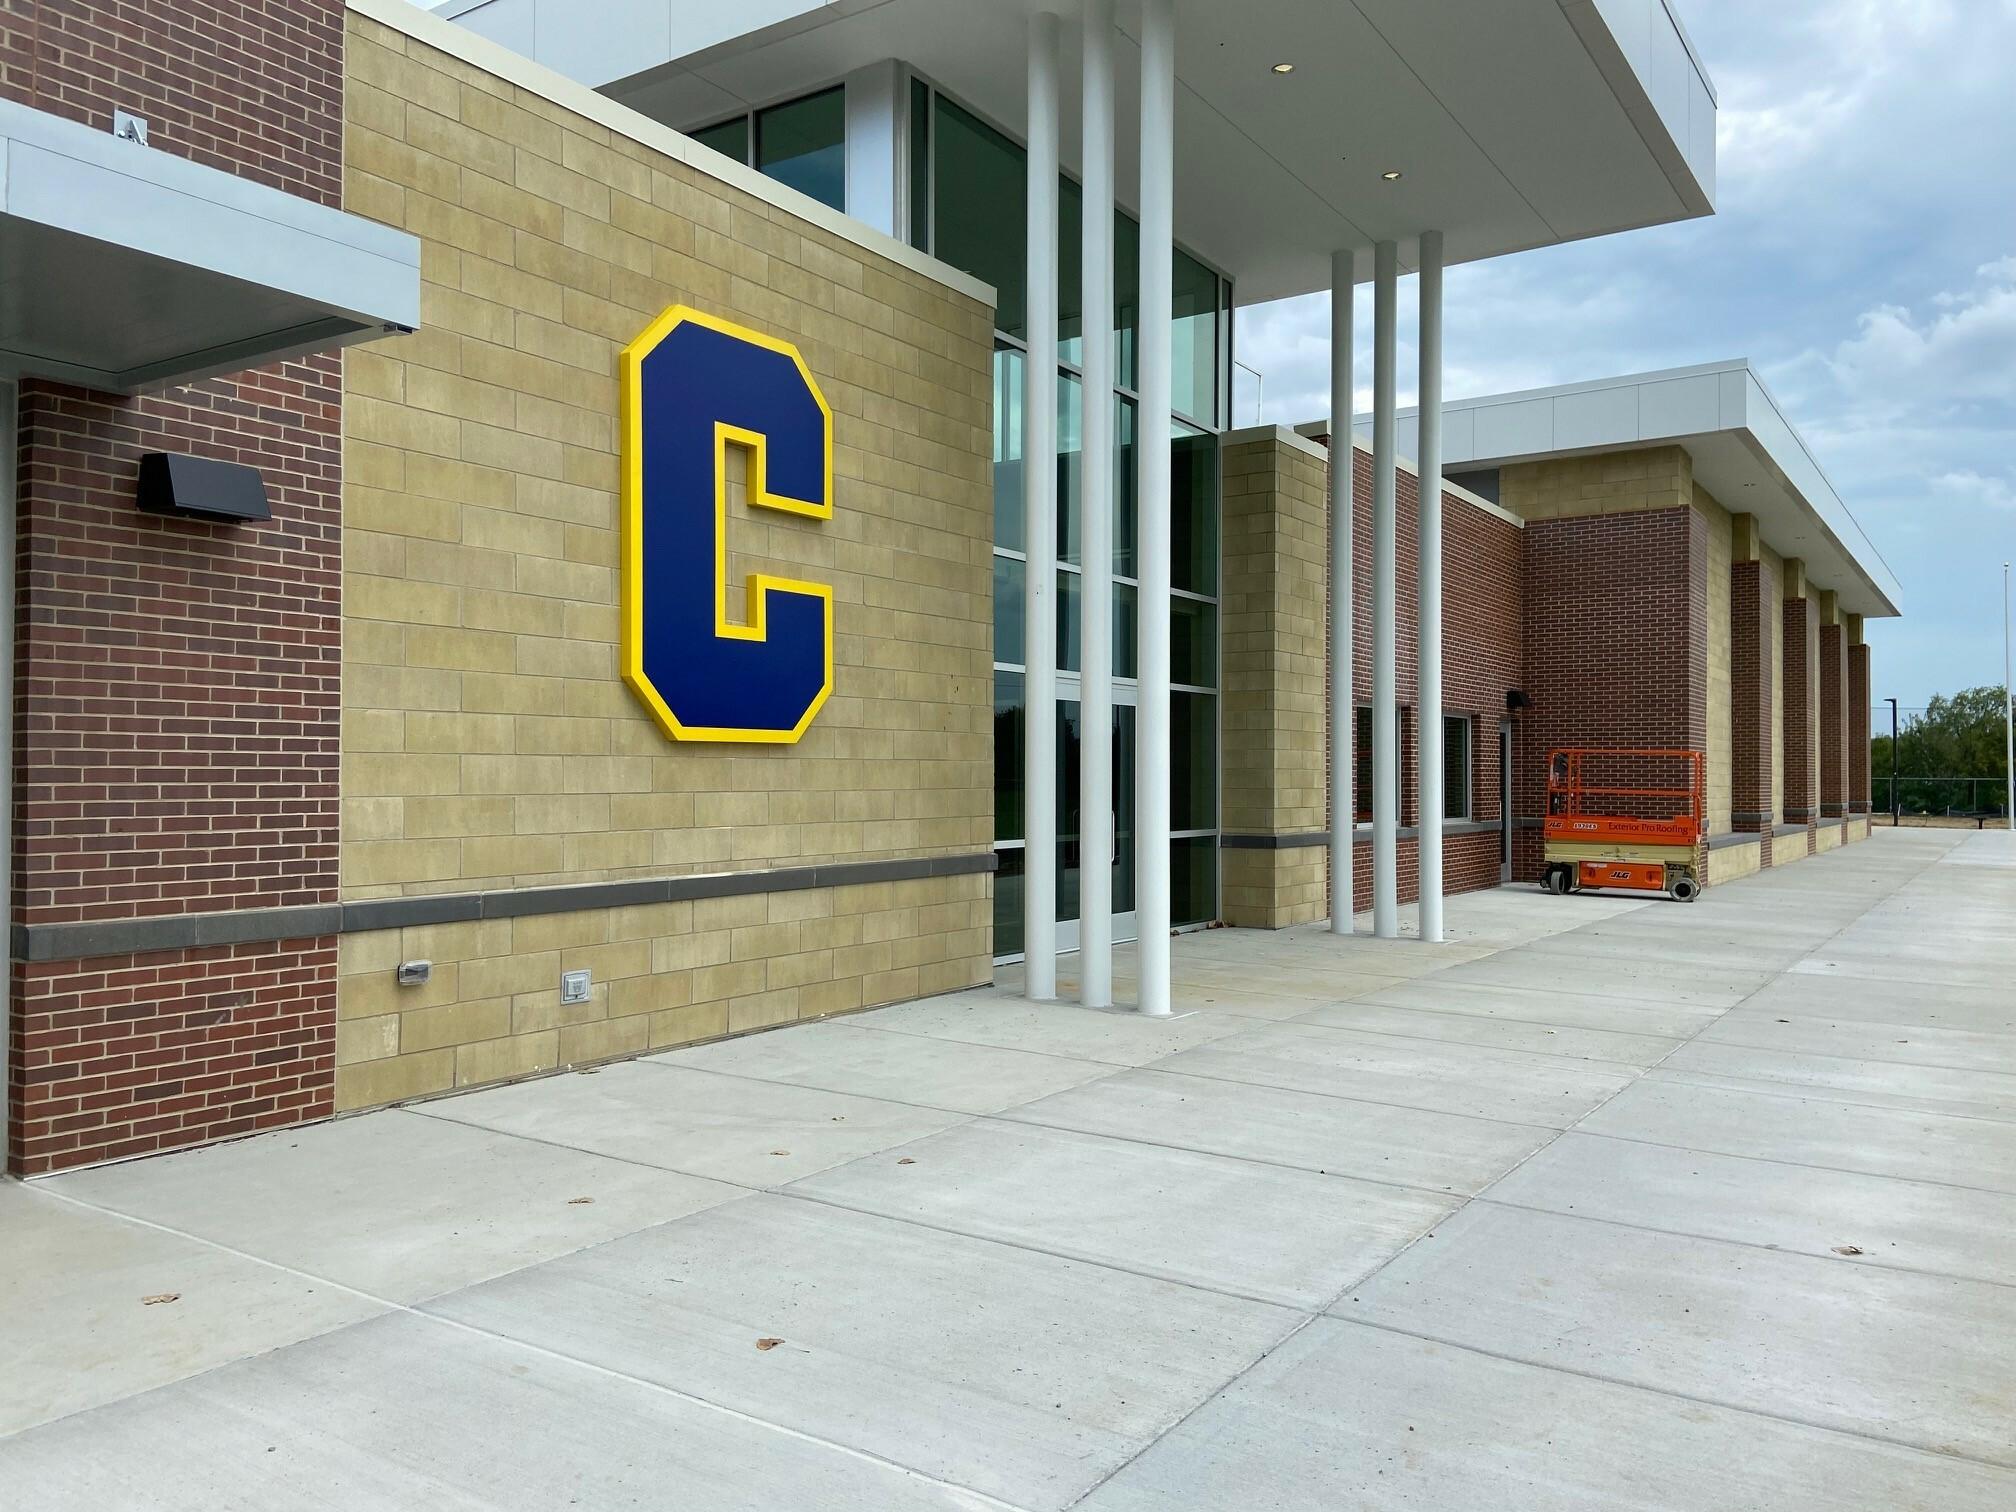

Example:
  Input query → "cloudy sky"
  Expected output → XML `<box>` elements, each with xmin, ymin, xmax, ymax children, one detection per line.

<box><xmin>1233</xmin><ymin>0</ymin><xmax>2016</xmax><ymax>711</ymax></box>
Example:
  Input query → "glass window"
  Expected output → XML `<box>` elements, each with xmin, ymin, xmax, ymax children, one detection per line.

<box><xmin>1172</xmin><ymin>597</ymin><xmax>1216</xmax><ymax>688</ymax></box>
<box><xmin>1354</xmin><ymin>706</ymin><xmax>1403</xmax><ymax>822</ymax></box>
<box><xmin>994</xmin><ymin>554</ymin><xmax>1026</xmax><ymax>669</ymax></box>
<box><xmin>995</xmin><ymin>673</ymin><xmax>1025</xmax><ymax>842</ymax></box>
<box><xmin>993</xmin><ymin>347</ymin><xmax>1025</xmax><ymax>551</ymax></box>
<box><xmin>934</xmin><ymin>97</ymin><xmax>1026</xmax><ymax>338</ymax></box>
<box><xmin>1056</xmin><ymin>572</ymin><xmax>1136</xmax><ymax>679</ymax></box>
<box><xmin>908</xmin><ymin>77</ymin><xmax>931</xmax><ymax>251</ymax></box>
<box><xmin>691</xmin><ymin>115</ymin><xmax>749</xmax><ymax>164</ymax></box>
<box><xmin>1444</xmin><ymin>715</ymin><xmax>1472</xmax><ymax>821</ymax></box>
<box><xmin>1172</xmin><ymin>249</ymin><xmax>1218</xmax><ymax>426</ymax></box>
<box><xmin>757</xmin><ymin>87</ymin><xmax>846</xmax><ymax>211</ymax></box>
<box><xmin>993</xmin><ymin>845</ymin><xmax>1025</xmax><ymax>957</ymax></box>
<box><xmin>1172</xmin><ymin>835</ymin><xmax>1217</xmax><ymax>926</ymax></box>
<box><xmin>1173</xmin><ymin>690</ymin><xmax>1216</xmax><ymax>830</ymax></box>
<box><xmin>1057</xmin><ymin>380</ymin><xmax>1135</xmax><ymax>577</ymax></box>
<box><xmin>1171</xmin><ymin>427</ymin><xmax>1219</xmax><ymax>596</ymax></box>
<box><xmin>1059</xmin><ymin>182</ymin><xmax>1140</xmax><ymax>381</ymax></box>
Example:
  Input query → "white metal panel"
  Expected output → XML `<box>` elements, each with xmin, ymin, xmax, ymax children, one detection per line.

<box><xmin>1687</xmin><ymin>69</ymin><xmax>1716</xmax><ymax>203</ymax></box>
<box><xmin>1638</xmin><ymin>372</ymin><xmax>1719</xmax><ymax>438</ymax></box>
<box><xmin>1717</xmin><ymin>366</ymin><xmax>1748</xmax><ymax>429</ymax></box>
<box><xmin>1552</xmin><ymin>383</ymin><xmax>1640</xmax><ymax>451</ymax></box>
<box><xmin>1646</xmin><ymin>7</ymin><xmax>1693</xmax><ymax>153</ymax></box>
<box><xmin>1589</xmin><ymin>0</ymin><xmax>1653</xmax><ymax>83</ymax></box>
<box><xmin>844</xmin><ymin>61</ymin><xmax>899</xmax><ymax>236</ymax></box>
<box><xmin>1471</xmin><ymin>398</ymin><xmax>1554</xmax><ymax>459</ymax></box>
<box><xmin>1442</xmin><ymin>405</ymin><xmax>1476</xmax><ymax>464</ymax></box>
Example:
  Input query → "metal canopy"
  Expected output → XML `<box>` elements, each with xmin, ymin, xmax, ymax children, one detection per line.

<box><xmin>441</xmin><ymin>0</ymin><xmax>1717</xmax><ymax>301</ymax></box>
<box><xmin>0</xmin><ymin>99</ymin><xmax>420</xmax><ymax>393</ymax></box>
<box><xmin>1318</xmin><ymin>360</ymin><xmax>1902</xmax><ymax>619</ymax></box>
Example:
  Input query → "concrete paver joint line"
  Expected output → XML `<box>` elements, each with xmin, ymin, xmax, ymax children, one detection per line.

<box><xmin>12</xmin><ymin>830</ymin><xmax>2016</xmax><ymax>1506</ymax></box>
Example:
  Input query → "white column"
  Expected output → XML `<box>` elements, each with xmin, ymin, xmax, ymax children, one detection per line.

<box><xmin>1415</xmin><ymin>229</ymin><xmax>1445</xmax><ymax>943</ymax></box>
<box><xmin>1134</xmin><ymin>0</ymin><xmax>1174</xmax><ymax>1015</ymax></box>
<box><xmin>1023</xmin><ymin>11</ymin><xmax>1061</xmax><ymax>998</ymax></box>
<box><xmin>1328</xmin><ymin>250</ymin><xmax>1355</xmax><ymax>934</ymax></box>
<box><xmin>1371</xmin><ymin>240</ymin><xmax>1400</xmax><ymax>939</ymax></box>
<box><xmin>1078</xmin><ymin>0</ymin><xmax>1115</xmax><ymax>1007</ymax></box>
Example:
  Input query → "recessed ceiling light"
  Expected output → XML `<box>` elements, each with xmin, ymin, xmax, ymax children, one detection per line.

<box><xmin>1382</xmin><ymin>169</ymin><xmax>1403</xmax><ymax>181</ymax></box>
<box><xmin>1271</xmin><ymin>62</ymin><xmax>1295</xmax><ymax>74</ymax></box>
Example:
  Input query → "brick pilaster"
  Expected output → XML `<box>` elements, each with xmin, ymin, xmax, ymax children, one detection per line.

<box><xmin>1818</xmin><ymin>605</ymin><xmax>1849</xmax><ymax>819</ymax></box>
<box><xmin>1782</xmin><ymin>585</ymin><xmax>1820</xmax><ymax>847</ymax></box>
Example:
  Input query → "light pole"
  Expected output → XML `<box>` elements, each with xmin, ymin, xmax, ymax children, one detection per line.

<box><xmin>1885</xmin><ymin>696</ymin><xmax>1899</xmax><ymax>826</ymax></box>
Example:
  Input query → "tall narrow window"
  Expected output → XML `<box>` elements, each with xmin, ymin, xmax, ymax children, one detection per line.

<box><xmin>908</xmin><ymin>77</ymin><xmax>931</xmax><ymax>250</ymax></box>
<box><xmin>1443</xmin><ymin>715</ymin><xmax>1472</xmax><ymax>820</ymax></box>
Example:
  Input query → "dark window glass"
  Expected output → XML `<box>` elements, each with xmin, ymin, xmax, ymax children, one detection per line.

<box><xmin>995</xmin><ymin>672</ymin><xmax>1025</xmax><ymax>842</ymax></box>
<box><xmin>1444</xmin><ymin>715</ymin><xmax>1471</xmax><ymax>821</ymax></box>
<box><xmin>1172</xmin><ymin>249</ymin><xmax>1217</xmax><ymax>425</ymax></box>
<box><xmin>1057</xmin><ymin>700</ymin><xmax>1137</xmax><ymax>922</ymax></box>
<box><xmin>1171</xmin><ymin>428</ymin><xmax>1218</xmax><ymax>596</ymax></box>
<box><xmin>1354</xmin><ymin>706</ymin><xmax>1404</xmax><ymax>822</ymax></box>
<box><xmin>757</xmin><ymin>87</ymin><xmax>845</xmax><ymax>210</ymax></box>
<box><xmin>994</xmin><ymin>554</ymin><xmax>1025</xmax><ymax>669</ymax></box>
<box><xmin>1172</xmin><ymin>835</ymin><xmax>1217</xmax><ymax>926</ymax></box>
<box><xmin>1173</xmin><ymin>690</ymin><xmax>1216</xmax><ymax>830</ymax></box>
<box><xmin>908</xmin><ymin>77</ymin><xmax>931</xmax><ymax>251</ymax></box>
<box><xmin>934</xmin><ymin>97</ymin><xmax>1025</xmax><ymax>337</ymax></box>
<box><xmin>993</xmin><ymin>845</ymin><xmax>1025</xmax><ymax>957</ymax></box>
<box><xmin>1172</xmin><ymin>597</ymin><xmax>1216</xmax><ymax>688</ymax></box>
<box><xmin>993</xmin><ymin>347</ymin><xmax>1025</xmax><ymax>551</ymax></box>
<box><xmin>691</xmin><ymin>115</ymin><xmax>749</xmax><ymax>164</ymax></box>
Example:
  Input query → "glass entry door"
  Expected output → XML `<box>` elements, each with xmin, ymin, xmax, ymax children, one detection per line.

<box><xmin>1056</xmin><ymin>680</ymin><xmax>1137</xmax><ymax>952</ymax></box>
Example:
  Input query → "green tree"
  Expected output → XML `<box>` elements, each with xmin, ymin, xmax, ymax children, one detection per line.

<box><xmin>1872</xmin><ymin>686</ymin><xmax>2012</xmax><ymax>815</ymax></box>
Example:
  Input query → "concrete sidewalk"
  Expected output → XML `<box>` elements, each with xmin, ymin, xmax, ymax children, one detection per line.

<box><xmin>4</xmin><ymin>827</ymin><xmax>2013</xmax><ymax>1508</ymax></box>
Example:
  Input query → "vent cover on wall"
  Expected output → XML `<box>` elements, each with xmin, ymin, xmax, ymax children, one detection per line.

<box><xmin>136</xmin><ymin>452</ymin><xmax>271</xmax><ymax>522</ymax></box>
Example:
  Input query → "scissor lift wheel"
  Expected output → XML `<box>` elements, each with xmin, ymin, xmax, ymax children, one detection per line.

<box><xmin>1668</xmin><ymin>872</ymin><xmax>1700</xmax><ymax>903</ymax></box>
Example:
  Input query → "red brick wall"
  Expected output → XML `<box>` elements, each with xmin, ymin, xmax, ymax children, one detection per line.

<box><xmin>4</xmin><ymin>0</ymin><xmax>346</xmax><ymax>1173</ymax></box>
<box><xmin>1730</xmin><ymin>560</ymin><xmax>1773</xmax><ymax>837</ymax></box>
<box><xmin>13</xmin><ymin>370</ymin><xmax>343</xmax><ymax>923</ymax></box>
<box><xmin>7</xmin><ymin>938</ymin><xmax>335</xmax><ymax>1175</ymax></box>
<box><xmin>1513</xmin><ymin>508</ymin><xmax>1707</xmax><ymax>881</ymax></box>
<box><xmin>1325</xmin><ymin>447</ymin><xmax>1523</xmax><ymax>909</ymax></box>
<box><xmin>1818</xmin><ymin>621</ymin><xmax>1848</xmax><ymax>818</ymax></box>
<box><xmin>0</xmin><ymin>0</ymin><xmax>344</xmax><ymax>207</ymax></box>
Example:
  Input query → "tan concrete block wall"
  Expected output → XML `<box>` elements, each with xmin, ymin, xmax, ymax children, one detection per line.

<box><xmin>1219</xmin><ymin>435</ymin><xmax>1329</xmax><ymax>927</ymax></box>
<box><xmin>1698</xmin><ymin>488</ymin><xmax>1733</xmax><ymax>835</ymax></box>
<box><xmin>337</xmin><ymin>14</ymin><xmax>996</xmax><ymax>1104</ymax></box>
<box><xmin>1221</xmin><ymin>847</ymin><xmax>1326</xmax><ymax>931</ymax></box>
<box><xmin>1814</xmin><ymin>821</ymin><xmax>1845</xmax><ymax>854</ymax></box>
<box><xmin>1499</xmin><ymin>446</ymin><xmax>1692</xmax><ymax>523</ymax></box>
<box><xmin>342</xmin><ymin>14</ymin><xmax>993</xmax><ymax>902</ymax></box>
<box><xmin>1705</xmin><ymin>839</ymin><xmax>1762</xmax><ymax>887</ymax></box>
<box><xmin>335</xmin><ymin>873</ymin><xmax>991</xmax><ymax>1110</ymax></box>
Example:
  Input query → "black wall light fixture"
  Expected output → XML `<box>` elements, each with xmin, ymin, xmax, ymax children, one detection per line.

<box><xmin>1506</xmin><ymin>689</ymin><xmax>1532</xmax><ymax>713</ymax></box>
<box><xmin>137</xmin><ymin>452</ymin><xmax>271</xmax><ymax>523</ymax></box>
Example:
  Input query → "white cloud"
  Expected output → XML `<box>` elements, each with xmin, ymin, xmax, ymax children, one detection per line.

<box><xmin>1932</xmin><ymin>470</ymin><xmax>2016</xmax><ymax>512</ymax></box>
<box><xmin>1824</xmin><ymin>257</ymin><xmax>2016</xmax><ymax>406</ymax></box>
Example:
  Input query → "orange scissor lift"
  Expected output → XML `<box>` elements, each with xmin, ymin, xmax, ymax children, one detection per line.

<box><xmin>1541</xmin><ymin>748</ymin><xmax>1705</xmax><ymax>902</ymax></box>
